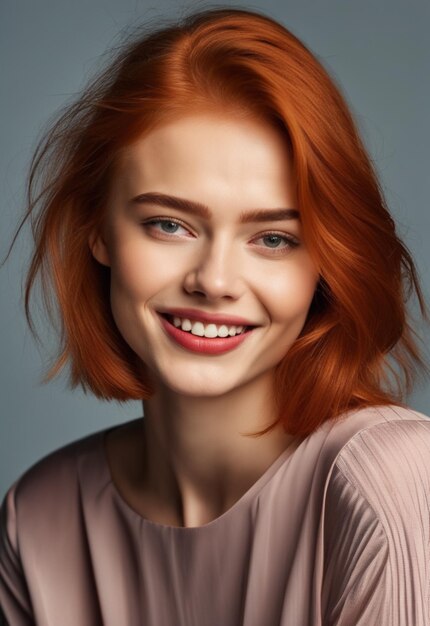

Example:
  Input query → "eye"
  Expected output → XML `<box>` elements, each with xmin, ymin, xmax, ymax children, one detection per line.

<box><xmin>142</xmin><ymin>218</ymin><xmax>300</xmax><ymax>255</ymax></box>
<box><xmin>252</xmin><ymin>232</ymin><xmax>300</xmax><ymax>253</ymax></box>
<box><xmin>142</xmin><ymin>218</ymin><xmax>192</xmax><ymax>237</ymax></box>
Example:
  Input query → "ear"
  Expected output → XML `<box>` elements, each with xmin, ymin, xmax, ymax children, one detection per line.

<box><xmin>88</xmin><ymin>229</ymin><xmax>111</xmax><ymax>267</ymax></box>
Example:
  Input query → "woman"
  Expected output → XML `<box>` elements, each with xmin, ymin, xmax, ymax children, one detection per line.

<box><xmin>1</xmin><ymin>6</ymin><xmax>429</xmax><ymax>625</ymax></box>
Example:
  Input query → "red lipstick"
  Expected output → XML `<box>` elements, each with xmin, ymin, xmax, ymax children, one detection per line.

<box><xmin>157</xmin><ymin>313</ymin><xmax>256</xmax><ymax>355</ymax></box>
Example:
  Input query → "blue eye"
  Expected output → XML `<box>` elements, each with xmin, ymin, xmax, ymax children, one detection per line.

<box><xmin>156</xmin><ymin>220</ymin><xmax>181</xmax><ymax>234</ymax></box>
<box><xmin>144</xmin><ymin>218</ymin><xmax>190</xmax><ymax>235</ymax></box>
<box><xmin>142</xmin><ymin>218</ymin><xmax>300</xmax><ymax>255</ymax></box>
<box><xmin>260</xmin><ymin>234</ymin><xmax>291</xmax><ymax>248</ymax></box>
<box><xmin>254</xmin><ymin>232</ymin><xmax>300</xmax><ymax>252</ymax></box>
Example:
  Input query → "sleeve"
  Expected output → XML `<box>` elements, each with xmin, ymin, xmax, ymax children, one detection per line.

<box><xmin>0</xmin><ymin>483</ymin><xmax>34</xmax><ymax>625</ymax></box>
<box><xmin>321</xmin><ymin>418</ymin><xmax>430</xmax><ymax>626</ymax></box>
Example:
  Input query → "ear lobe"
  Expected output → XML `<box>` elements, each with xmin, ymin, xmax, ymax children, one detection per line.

<box><xmin>88</xmin><ymin>231</ymin><xmax>111</xmax><ymax>267</ymax></box>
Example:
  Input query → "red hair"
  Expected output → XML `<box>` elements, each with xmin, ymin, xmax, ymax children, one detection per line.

<box><xmin>8</xmin><ymin>7</ymin><xmax>430</xmax><ymax>436</ymax></box>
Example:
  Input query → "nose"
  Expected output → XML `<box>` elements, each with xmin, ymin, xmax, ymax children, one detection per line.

<box><xmin>183</xmin><ymin>237</ymin><xmax>243</xmax><ymax>302</ymax></box>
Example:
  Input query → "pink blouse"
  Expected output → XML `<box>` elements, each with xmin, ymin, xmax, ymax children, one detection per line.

<box><xmin>1</xmin><ymin>404</ymin><xmax>430</xmax><ymax>625</ymax></box>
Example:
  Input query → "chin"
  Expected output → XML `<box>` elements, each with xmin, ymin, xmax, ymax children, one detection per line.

<box><xmin>157</xmin><ymin>374</ymin><xmax>238</xmax><ymax>399</ymax></box>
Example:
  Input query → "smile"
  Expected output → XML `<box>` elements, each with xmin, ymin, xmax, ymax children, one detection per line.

<box><xmin>167</xmin><ymin>314</ymin><xmax>249</xmax><ymax>337</ymax></box>
<box><xmin>157</xmin><ymin>313</ymin><xmax>256</xmax><ymax>355</ymax></box>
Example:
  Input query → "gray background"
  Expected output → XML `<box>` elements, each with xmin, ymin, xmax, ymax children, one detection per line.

<box><xmin>1</xmin><ymin>0</ymin><xmax>429</xmax><ymax>500</ymax></box>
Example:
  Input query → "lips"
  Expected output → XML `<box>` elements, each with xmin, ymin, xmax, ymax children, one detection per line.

<box><xmin>157</xmin><ymin>312</ymin><xmax>257</xmax><ymax>355</ymax></box>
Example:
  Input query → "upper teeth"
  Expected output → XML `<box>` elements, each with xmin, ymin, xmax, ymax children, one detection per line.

<box><xmin>172</xmin><ymin>316</ymin><xmax>247</xmax><ymax>337</ymax></box>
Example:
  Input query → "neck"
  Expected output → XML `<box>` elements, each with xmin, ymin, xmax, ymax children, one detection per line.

<box><xmin>140</xmin><ymin>371</ymin><xmax>297</xmax><ymax>527</ymax></box>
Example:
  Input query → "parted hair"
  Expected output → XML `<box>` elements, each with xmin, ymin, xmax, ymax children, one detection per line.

<box><xmin>9</xmin><ymin>5</ymin><xmax>429</xmax><ymax>436</ymax></box>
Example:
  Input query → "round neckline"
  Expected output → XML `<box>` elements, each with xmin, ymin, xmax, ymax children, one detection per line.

<box><xmin>96</xmin><ymin>419</ymin><xmax>303</xmax><ymax>532</ymax></box>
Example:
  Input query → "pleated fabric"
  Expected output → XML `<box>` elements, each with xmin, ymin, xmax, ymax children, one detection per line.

<box><xmin>1</xmin><ymin>404</ymin><xmax>429</xmax><ymax>625</ymax></box>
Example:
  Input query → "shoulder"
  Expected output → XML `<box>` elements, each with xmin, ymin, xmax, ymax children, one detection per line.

<box><xmin>332</xmin><ymin>405</ymin><xmax>430</xmax><ymax>493</ymax></box>
<box><xmin>0</xmin><ymin>425</ymin><xmax>103</xmax><ymax>599</ymax></box>
<box><xmin>315</xmin><ymin>404</ymin><xmax>430</xmax><ymax>533</ymax></box>
<box><xmin>322</xmin><ymin>403</ymin><xmax>430</xmax><ymax>507</ymax></box>
<box><xmin>321</xmin><ymin>409</ymin><xmax>430</xmax><ymax>624</ymax></box>
<box><xmin>7</xmin><ymin>427</ymin><xmax>104</xmax><ymax>512</ymax></box>
<box><xmin>332</xmin><ymin>409</ymin><xmax>430</xmax><ymax>524</ymax></box>
<box><xmin>323</xmin><ymin>404</ymin><xmax>430</xmax><ymax>545</ymax></box>
<box><xmin>316</xmin><ymin>403</ymin><xmax>429</xmax><ymax>473</ymax></box>
<box><xmin>0</xmin><ymin>420</ymin><xmax>132</xmax><ymax>542</ymax></box>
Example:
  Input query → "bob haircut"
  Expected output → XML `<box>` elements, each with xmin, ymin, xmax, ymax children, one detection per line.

<box><xmin>9</xmin><ymin>6</ymin><xmax>429</xmax><ymax>437</ymax></box>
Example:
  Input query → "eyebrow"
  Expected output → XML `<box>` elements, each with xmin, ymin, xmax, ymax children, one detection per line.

<box><xmin>130</xmin><ymin>192</ymin><xmax>300</xmax><ymax>223</ymax></box>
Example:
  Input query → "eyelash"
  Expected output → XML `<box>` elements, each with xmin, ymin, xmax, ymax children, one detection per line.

<box><xmin>142</xmin><ymin>217</ymin><xmax>300</xmax><ymax>254</ymax></box>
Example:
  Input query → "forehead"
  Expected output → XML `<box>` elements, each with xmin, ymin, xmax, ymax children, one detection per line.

<box><xmin>115</xmin><ymin>113</ymin><xmax>294</xmax><ymax>197</ymax></box>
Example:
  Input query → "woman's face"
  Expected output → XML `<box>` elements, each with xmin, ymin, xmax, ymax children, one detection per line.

<box><xmin>91</xmin><ymin>112</ymin><xmax>319</xmax><ymax>397</ymax></box>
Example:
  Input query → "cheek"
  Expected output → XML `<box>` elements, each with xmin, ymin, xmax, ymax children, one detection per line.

<box><xmin>264</xmin><ymin>261</ymin><xmax>318</xmax><ymax>324</ymax></box>
<box><xmin>109</xmin><ymin>240</ymin><xmax>177</xmax><ymax>299</ymax></box>
<box><xmin>107</xmin><ymin>242</ymin><xmax>175</xmax><ymax>351</ymax></box>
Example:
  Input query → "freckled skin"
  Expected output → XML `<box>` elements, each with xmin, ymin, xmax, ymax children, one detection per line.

<box><xmin>89</xmin><ymin>113</ymin><xmax>320</xmax><ymax>526</ymax></box>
